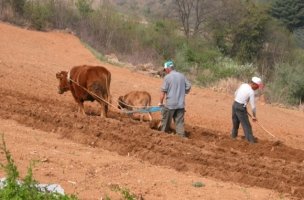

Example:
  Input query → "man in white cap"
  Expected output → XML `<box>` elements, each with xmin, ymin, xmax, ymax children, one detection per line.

<box><xmin>159</xmin><ymin>60</ymin><xmax>191</xmax><ymax>137</ymax></box>
<box><xmin>231</xmin><ymin>76</ymin><xmax>263</xmax><ymax>143</ymax></box>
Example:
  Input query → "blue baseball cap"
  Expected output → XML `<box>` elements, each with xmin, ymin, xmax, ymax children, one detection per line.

<box><xmin>164</xmin><ymin>60</ymin><xmax>174</xmax><ymax>69</ymax></box>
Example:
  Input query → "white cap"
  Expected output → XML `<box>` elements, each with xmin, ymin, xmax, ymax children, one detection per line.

<box><xmin>252</xmin><ymin>77</ymin><xmax>262</xmax><ymax>86</ymax></box>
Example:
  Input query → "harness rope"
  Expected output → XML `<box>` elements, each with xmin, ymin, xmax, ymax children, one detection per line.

<box><xmin>67</xmin><ymin>76</ymin><xmax>160</xmax><ymax>114</ymax></box>
<box><xmin>68</xmin><ymin>77</ymin><xmax>120</xmax><ymax>111</ymax></box>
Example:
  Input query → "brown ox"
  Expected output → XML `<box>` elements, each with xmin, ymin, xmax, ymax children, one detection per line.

<box><xmin>56</xmin><ymin>65</ymin><xmax>111</xmax><ymax>117</ymax></box>
<box><xmin>118</xmin><ymin>91</ymin><xmax>153</xmax><ymax>121</ymax></box>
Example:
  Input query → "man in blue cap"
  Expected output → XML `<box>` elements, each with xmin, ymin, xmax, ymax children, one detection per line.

<box><xmin>159</xmin><ymin>60</ymin><xmax>191</xmax><ymax>137</ymax></box>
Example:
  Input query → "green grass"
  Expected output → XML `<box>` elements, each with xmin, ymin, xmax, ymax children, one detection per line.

<box><xmin>81</xmin><ymin>41</ymin><xmax>106</xmax><ymax>62</ymax></box>
<box><xmin>0</xmin><ymin>133</ymin><xmax>78</xmax><ymax>200</ymax></box>
<box><xmin>192</xmin><ymin>181</ymin><xmax>205</xmax><ymax>188</ymax></box>
<box><xmin>109</xmin><ymin>184</ymin><xmax>137</xmax><ymax>200</ymax></box>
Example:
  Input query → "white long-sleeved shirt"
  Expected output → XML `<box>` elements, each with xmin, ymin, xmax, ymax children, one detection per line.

<box><xmin>234</xmin><ymin>83</ymin><xmax>256</xmax><ymax>116</ymax></box>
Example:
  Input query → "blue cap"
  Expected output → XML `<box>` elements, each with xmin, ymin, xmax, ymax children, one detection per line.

<box><xmin>164</xmin><ymin>60</ymin><xmax>174</xmax><ymax>69</ymax></box>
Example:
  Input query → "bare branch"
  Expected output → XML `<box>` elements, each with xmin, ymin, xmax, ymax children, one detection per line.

<box><xmin>174</xmin><ymin>0</ymin><xmax>195</xmax><ymax>38</ymax></box>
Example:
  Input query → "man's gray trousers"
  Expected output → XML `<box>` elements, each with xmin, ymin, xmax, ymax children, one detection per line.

<box><xmin>231</xmin><ymin>101</ymin><xmax>255</xmax><ymax>143</ymax></box>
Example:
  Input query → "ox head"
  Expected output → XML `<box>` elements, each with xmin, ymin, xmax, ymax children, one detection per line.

<box><xmin>56</xmin><ymin>71</ymin><xmax>69</xmax><ymax>94</ymax></box>
<box><xmin>117</xmin><ymin>96</ymin><xmax>126</xmax><ymax>109</ymax></box>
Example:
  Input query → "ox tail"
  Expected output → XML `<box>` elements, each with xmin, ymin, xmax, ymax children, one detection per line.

<box><xmin>148</xmin><ymin>94</ymin><xmax>152</xmax><ymax>107</ymax></box>
<box><xmin>149</xmin><ymin>95</ymin><xmax>153</xmax><ymax>121</ymax></box>
<box><xmin>146</xmin><ymin>93</ymin><xmax>153</xmax><ymax>121</ymax></box>
<box><xmin>106</xmin><ymin>73</ymin><xmax>111</xmax><ymax>104</ymax></box>
<box><xmin>90</xmin><ymin>82</ymin><xmax>105</xmax><ymax>101</ymax></box>
<box><xmin>90</xmin><ymin>81</ymin><xmax>109</xmax><ymax>116</ymax></box>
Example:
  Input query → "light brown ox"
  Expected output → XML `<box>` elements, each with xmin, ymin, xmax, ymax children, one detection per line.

<box><xmin>56</xmin><ymin>65</ymin><xmax>111</xmax><ymax>117</ymax></box>
<box><xmin>118</xmin><ymin>91</ymin><xmax>153</xmax><ymax>121</ymax></box>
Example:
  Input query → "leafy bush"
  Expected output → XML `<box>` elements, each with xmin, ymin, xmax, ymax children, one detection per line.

<box><xmin>270</xmin><ymin>0</ymin><xmax>304</xmax><ymax>32</ymax></box>
<box><xmin>120</xmin><ymin>188</ymin><xmax>137</xmax><ymax>200</ymax></box>
<box><xmin>293</xmin><ymin>28</ymin><xmax>304</xmax><ymax>48</ymax></box>
<box><xmin>75</xmin><ymin>0</ymin><xmax>93</xmax><ymax>18</ymax></box>
<box><xmin>47</xmin><ymin>0</ymin><xmax>78</xmax><ymax>29</ymax></box>
<box><xmin>0</xmin><ymin>134</ymin><xmax>78</xmax><ymax>200</ymax></box>
<box><xmin>110</xmin><ymin>185</ymin><xmax>137</xmax><ymax>200</ymax></box>
<box><xmin>10</xmin><ymin>0</ymin><xmax>26</xmax><ymax>16</ymax></box>
<box><xmin>216</xmin><ymin>58</ymin><xmax>256</xmax><ymax>79</ymax></box>
<box><xmin>81</xmin><ymin>4</ymin><xmax>138</xmax><ymax>54</ymax></box>
<box><xmin>255</xmin><ymin>20</ymin><xmax>294</xmax><ymax>80</ymax></box>
<box><xmin>231</xmin><ymin>4</ymin><xmax>268</xmax><ymax>63</ymax></box>
<box><xmin>174</xmin><ymin>40</ymin><xmax>220</xmax><ymax>72</ymax></box>
<box><xmin>24</xmin><ymin>0</ymin><xmax>53</xmax><ymax>30</ymax></box>
<box><xmin>196</xmin><ymin>57</ymin><xmax>256</xmax><ymax>86</ymax></box>
<box><xmin>192</xmin><ymin>181</ymin><xmax>205</xmax><ymax>188</ymax></box>
<box><xmin>266</xmin><ymin>50</ymin><xmax>304</xmax><ymax>105</ymax></box>
<box><xmin>140</xmin><ymin>19</ymin><xmax>182</xmax><ymax>59</ymax></box>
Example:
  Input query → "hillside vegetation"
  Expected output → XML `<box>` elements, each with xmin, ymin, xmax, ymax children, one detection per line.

<box><xmin>1</xmin><ymin>0</ymin><xmax>303</xmax><ymax>106</ymax></box>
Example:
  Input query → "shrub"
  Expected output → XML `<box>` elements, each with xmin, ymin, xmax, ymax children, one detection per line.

<box><xmin>110</xmin><ymin>185</ymin><xmax>137</xmax><ymax>200</ymax></box>
<box><xmin>10</xmin><ymin>0</ymin><xmax>26</xmax><ymax>16</ymax></box>
<box><xmin>0</xmin><ymin>134</ymin><xmax>78</xmax><ymax>200</ymax></box>
<box><xmin>195</xmin><ymin>57</ymin><xmax>255</xmax><ymax>86</ymax></box>
<box><xmin>81</xmin><ymin>4</ymin><xmax>137</xmax><ymax>53</ymax></box>
<box><xmin>47</xmin><ymin>0</ymin><xmax>78</xmax><ymax>29</ymax></box>
<box><xmin>231</xmin><ymin>4</ymin><xmax>268</xmax><ymax>63</ymax></box>
<box><xmin>24</xmin><ymin>0</ymin><xmax>53</xmax><ymax>30</ymax></box>
<box><xmin>192</xmin><ymin>181</ymin><xmax>205</xmax><ymax>188</ymax></box>
<box><xmin>174</xmin><ymin>41</ymin><xmax>220</xmax><ymax>72</ymax></box>
<box><xmin>75</xmin><ymin>0</ymin><xmax>93</xmax><ymax>18</ymax></box>
<box><xmin>141</xmin><ymin>19</ymin><xmax>182</xmax><ymax>59</ymax></box>
<box><xmin>270</xmin><ymin>0</ymin><xmax>304</xmax><ymax>32</ymax></box>
<box><xmin>266</xmin><ymin>55</ymin><xmax>304</xmax><ymax>105</ymax></box>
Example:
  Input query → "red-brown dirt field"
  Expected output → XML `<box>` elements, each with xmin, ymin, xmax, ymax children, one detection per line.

<box><xmin>0</xmin><ymin>22</ymin><xmax>304</xmax><ymax>200</ymax></box>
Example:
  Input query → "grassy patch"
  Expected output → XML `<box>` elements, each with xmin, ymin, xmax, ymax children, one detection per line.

<box><xmin>192</xmin><ymin>181</ymin><xmax>205</xmax><ymax>188</ymax></box>
<box><xmin>0</xmin><ymin>133</ymin><xmax>78</xmax><ymax>200</ymax></box>
<box><xmin>81</xmin><ymin>41</ymin><xmax>106</xmax><ymax>62</ymax></box>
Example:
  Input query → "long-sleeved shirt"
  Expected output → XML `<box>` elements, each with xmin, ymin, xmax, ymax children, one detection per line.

<box><xmin>161</xmin><ymin>70</ymin><xmax>191</xmax><ymax>109</ymax></box>
<box><xmin>234</xmin><ymin>83</ymin><xmax>256</xmax><ymax>117</ymax></box>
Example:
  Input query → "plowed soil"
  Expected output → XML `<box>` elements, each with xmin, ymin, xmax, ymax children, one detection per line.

<box><xmin>0</xmin><ymin>22</ymin><xmax>304</xmax><ymax>200</ymax></box>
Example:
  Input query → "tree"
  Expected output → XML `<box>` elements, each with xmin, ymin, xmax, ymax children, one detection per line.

<box><xmin>231</xmin><ymin>4</ymin><xmax>268</xmax><ymax>63</ymax></box>
<box><xmin>11</xmin><ymin>0</ymin><xmax>26</xmax><ymax>16</ymax></box>
<box><xmin>270</xmin><ymin>0</ymin><xmax>304</xmax><ymax>32</ymax></box>
<box><xmin>212</xmin><ymin>0</ymin><xmax>246</xmax><ymax>55</ymax></box>
<box><xmin>172</xmin><ymin>0</ymin><xmax>218</xmax><ymax>38</ymax></box>
<box><xmin>212</xmin><ymin>0</ymin><xmax>268</xmax><ymax>64</ymax></box>
<box><xmin>294</xmin><ymin>28</ymin><xmax>304</xmax><ymax>48</ymax></box>
<box><xmin>0</xmin><ymin>0</ymin><xmax>9</xmax><ymax>16</ymax></box>
<box><xmin>173</xmin><ymin>0</ymin><xmax>194</xmax><ymax>38</ymax></box>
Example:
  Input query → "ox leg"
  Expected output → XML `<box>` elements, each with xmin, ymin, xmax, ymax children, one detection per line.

<box><xmin>78</xmin><ymin>102</ymin><xmax>85</xmax><ymax>115</ymax></box>
<box><xmin>147</xmin><ymin>112</ymin><xmax>153</xmax><ymax>121</ymax></box>
<box><xmin>100</xmin><ymin>102</ymin><xmax>107</xmax><ymax>118</ymax></box>
<box><xmin>105</xmin><ymin>103</ymin><xmax>108</xmax><ymax>115</ymax></box>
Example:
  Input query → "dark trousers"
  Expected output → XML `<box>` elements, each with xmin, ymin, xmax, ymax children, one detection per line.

<box><xmin>231</xmin><ymin>101</ymin><xmax>255</xmax><ymax>143</ymax></box>
<box><xmin>161</xmin><ymin>107</ymin><xmax>185</xmax><ymax>137</ymax></box>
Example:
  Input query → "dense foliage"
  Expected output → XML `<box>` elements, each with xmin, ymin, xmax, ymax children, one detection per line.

<box><xmin>270</xmin><ymin>0</ymin><xmax>304</xmax><ymax>32</ymax></box>
<box><xmin>0</xmin><ymin>0</ymin><xmax>303</xmax><ymax>105</ymax></box>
